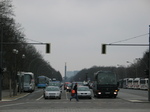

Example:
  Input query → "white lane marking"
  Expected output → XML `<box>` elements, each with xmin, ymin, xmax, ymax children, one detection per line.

<box><xmin>92</xmin><ymin>97</ymin><xmax>96</xmax><ymax>100</ymax></box>
<box><xmin>34</xmin><ymin>89</ymin><xmax>43</xmax><ymax>93</ymax></box>
<box><xmin>36</xmin><ymin>95</ymin><xmax>43</xmax><ymax>101</ymax></box>
<box><xmin>0</xmin><ymin>102</ymin><xmax>26</xmax><ymax>108</ymax></box>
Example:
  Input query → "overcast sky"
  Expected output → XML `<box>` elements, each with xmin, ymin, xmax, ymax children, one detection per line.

<box><xmin>12</xmin><ymin>0</ymin><xmax>150</xmax><ymax>76</ymax></box>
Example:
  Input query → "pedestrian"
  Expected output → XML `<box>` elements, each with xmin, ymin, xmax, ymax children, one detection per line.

<box><xmin>70</xmin><ymin>83</ymin><xmax>79</xmax><ymax>101</ymax></box>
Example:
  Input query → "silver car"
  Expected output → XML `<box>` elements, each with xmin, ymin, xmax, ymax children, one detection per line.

<box><xmin>77</xmin><ymin>86</ymin><xmax>92</xmax><ymax>99</ymax></box>
<box><xmin>43</xmin><ymin>86</ymin><xmax>61</xmax><ymax>99</ymax></box>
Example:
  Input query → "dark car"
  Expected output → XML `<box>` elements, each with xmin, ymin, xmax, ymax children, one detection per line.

<box><xmin>66</xmin><ymin>83</ymin><xmax>72</xmax><ymax>92</ymax></box>
<box><xmin>64</xmin><ymin>82</ymin><xmax>71</xmax><ymax>90</ymax></box>
<box><xmin>71</xmin><ymin>82</ymin><xmax>84</xmax><ymax>90</ymax></box>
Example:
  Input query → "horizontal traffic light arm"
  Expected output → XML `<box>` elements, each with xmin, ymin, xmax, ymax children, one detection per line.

<box><xmin>101</xmin><ymin>43</ymin><xmax>149</xmax><ymax>54</ymax></box>
<box><xmin>108</xmin><ymin>44</ymin><xmax>149</xmax><ymax>46</ymax></box>
<box><xmin>0</xmin><ymin>42</ymin><xmax>51</xmax><ymax>54</ymax></box>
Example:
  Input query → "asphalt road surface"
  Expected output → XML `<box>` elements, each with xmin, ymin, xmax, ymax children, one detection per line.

<box><xmin>0</xmin><ymin>88</ymin><xmax>150</xmax><ymax>112</ymax></box>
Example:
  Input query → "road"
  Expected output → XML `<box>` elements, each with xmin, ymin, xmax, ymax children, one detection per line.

<box><xmin>0</xmin><ymin>88</ymin><xmax>150</xmax><ymax>112</ymax></box>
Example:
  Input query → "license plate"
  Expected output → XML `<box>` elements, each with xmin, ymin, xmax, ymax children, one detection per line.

<box><xmin>105</xmin><ymin>92</ymin><xmax>110</xmax><ymax>94</ymax></box>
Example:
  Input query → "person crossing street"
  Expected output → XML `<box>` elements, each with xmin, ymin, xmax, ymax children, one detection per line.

<box><xmin>70</xmin><ymin>83</ymin><xmax>79</xmax><ymax>101</ymax></box>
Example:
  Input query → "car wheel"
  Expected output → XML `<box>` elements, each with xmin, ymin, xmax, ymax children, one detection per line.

<box><xmin>44</xmin><ymin>97</ymin><xmax>47</xmax><ymax>99</ymax></box>
<box><xmin>89</xmin><ymin>96</ymin><xmax>92</xmax><ymax>99</ymax></box>
<box><xmin>58</xmin><ymin>96</ymin><xmax>61</xmax><ymax>99</ymax></box>
<box><xmin>43</xmin><ymin>94</ymin><xmax>46</xmax><ymax>98</ymax></box>
<box><xmin>94</xmin><ymin>94</ymin><xmax>97</xmax><ymax>98</ymax></box>
<box><xmin>113</xmin><ymin>95</ymin><xmax>116</xmax><ymax>98</ymax></box>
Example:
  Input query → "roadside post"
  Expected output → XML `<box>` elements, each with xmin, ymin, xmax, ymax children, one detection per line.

<box><xmin>148</xmin><ymin>25</ymin><xmax>150</xmax><ymax>101</ymax></box>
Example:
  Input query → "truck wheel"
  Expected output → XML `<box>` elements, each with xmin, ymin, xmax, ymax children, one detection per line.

<box><xmin>113</xmin><ymin>95</ymin><xmax>116</xmax><ymax>98</ymax></box>
<box><xmin>94</xmin><ymin>94</ymin><xmax>98</xmax><ymax>98</ymax></box>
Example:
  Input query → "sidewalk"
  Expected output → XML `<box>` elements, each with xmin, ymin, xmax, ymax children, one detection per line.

<box><xmin>1</xmin><ymin>90</ymin><xmax>29</xmax><ymax>101</ymax></box>
<box><xmin>118</xmin><ymin>89</ymin><xmax>150</xmax><ymax>103</ymax></box>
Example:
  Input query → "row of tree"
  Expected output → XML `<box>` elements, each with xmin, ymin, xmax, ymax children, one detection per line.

<box><xmin>0</xmin><ymin>0</ymin><xmax>62</xmax><ymax>91</ymax></box>
<box><xmin>72</xmin><ymin>50</ymin><xmax>149</xmax><ymax>82</ymax></box>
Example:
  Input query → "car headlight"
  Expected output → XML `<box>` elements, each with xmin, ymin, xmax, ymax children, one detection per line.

<box><xmin>98</xmin><ymin>92</ymin><xmax>101</xmax><ymax>94</ymax></box>
<box><xmin>114</xmin><ymin>92</ymin><xmax>117</xmax><ymax>95</ymax></box>
<box><xmin>88</xmin><ymin>93</ymin><xmax>92</xmax><ymax>95</ymax></box>
<box><xmin>45</xmin><ymin>91</ymin><xmax>50</xmax><ymax>95</ymax></box>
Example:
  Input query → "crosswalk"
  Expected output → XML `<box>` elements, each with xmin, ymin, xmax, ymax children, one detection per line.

<box><xmin>1</xmin><ymin>109</ymin><xmax>150</xmax><ymax>112</ymax></box>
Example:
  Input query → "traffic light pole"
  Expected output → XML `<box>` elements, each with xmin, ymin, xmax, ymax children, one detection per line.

<box><xmin>148</xmin><ymin>25</ymin><xmax>150</xmax><ymax>101</ymax></box>
<box><xmin>0</xmin><ymin>70</ymin><xmax>2</xmax><ymax>101</ymax></box>
<box><xmin>0</xmin><ymin>26</ymin><xmax>3</xmax><ymax>100</ymax></box>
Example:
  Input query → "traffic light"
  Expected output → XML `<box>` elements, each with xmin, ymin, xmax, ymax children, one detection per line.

<box><xmin>102</xmin><ymin>44</ymin><xmax>106</xmax><ymax>54</ymax></box>
<box><xmin>46</xmin><ymin>43</ymin><xmax>50</xmax><ymax>53</ymax></box>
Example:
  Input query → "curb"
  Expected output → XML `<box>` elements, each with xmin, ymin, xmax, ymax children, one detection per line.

<box><xmin>1</xmin><ymin>93</ymin><xmax>30</xmax><ymax>102</ymax></box>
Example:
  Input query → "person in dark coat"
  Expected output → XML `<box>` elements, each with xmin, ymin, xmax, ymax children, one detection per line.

<box><xmin>70</xmin><ymin>83</ymin><xmax>79</xmax><ymax>101</ymax></box>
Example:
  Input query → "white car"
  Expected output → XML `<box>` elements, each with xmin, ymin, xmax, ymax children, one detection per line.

<box><xmin>77</xmin><ymin>86</ymin><xmax>92</xmax><ymax>99</ymax></box>
<box><xmin>43</xmin><ymin>86</ymin><xmax>61</xmax><ymax>99</ymax></box>
<box><xmin>48</xmin><ymin>82</ymin><xmax>62</xmax><ymax>93</ymax></box>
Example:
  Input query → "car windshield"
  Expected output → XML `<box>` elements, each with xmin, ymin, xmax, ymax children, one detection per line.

<box><xmin>67</xmin><ymin>83</ymin><xmax>72</xmax><ymax>86</ymax></box>
<box><xmin>46</xmin><ymin>87</ymin><xmax>59</xmax><ymax>91</ymax></box>
<box><xmin>77</xmin><ymin>82</ymin><xmax>84</xmax><ymax>86</ymax></box>
<box><xmin>24</xmin><ymin>74</ymin><xmax>32</xmax><ymax>83</ymax></box>
<box><xmin>97</xmin><ymin>72</ymin><xmax>117</xmax><ymax>85</ymax></box>
<box><xmin>49</xmin><ymin>82</ymin><xmax>60</xmax><ymax>86</ymax></box>
<box><xmin>78</xmin><ymin>87</ymin><xmax>89</xmax><ymax>91</ymax></box>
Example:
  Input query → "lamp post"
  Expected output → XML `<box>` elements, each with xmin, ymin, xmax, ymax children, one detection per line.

<box><xmin>12</xmin><ymin>49</ymin><xmax>18</xmax><ymax>96</ymax></box>
<box><xmin>18</xmin><ymin>54</ymin><xmax>25</xmax><ymax>93</ymax></box>
<box><xmin>13</xmin><ymin>49</ymin><xmax>18</xmax><ymax>74</ymax></box>
<box><xmin>148</xmin><ymin>25</ymin><xmax>150</xmax><ymax>101</ymax></box>
<box><xmin>22</xmin><ymin>54</ymin><xmax>25</xmax><ymax>71</ymax></box>
<box><xmin>0</xmin><ymin>21</ymin><xmax>3</xmax><ymax>100</ymax></box>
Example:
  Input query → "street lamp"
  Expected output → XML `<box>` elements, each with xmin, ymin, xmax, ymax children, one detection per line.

<box><xmin>18</xmin><ymin>54</ymin><xmax>25</xmax><ymax>93</ymax></box>
<box><xmin>22</xmin><ymin>54</ymin><xmax>25</xmax><ymax>58</ymax></box>
<box><xmin>22</xmin><ymin>54</ymin><xmax>25</xmax><ymax>71</ymax></box>
<box><xmin>13</xmin><ymin>49</ymin><xmax>18</xmax><ymax>72</ymax></box>
<box><xmin>13</xmin><ymin>49</ymin><xmax>18</xmax><ymax>54</ymax></box>
<box><xmin>0</xmin><ymin>20</ymin><xmax>4</xmax><ymax>100</ymax></box>
<box><xmin>12</xmin><ymin>49</ymin><xmax>18</xmax><ymax>96</ymax></box>
<box><xmin>13</xmin><ymin>49</ymin><xmax>18</xmax><ymax>73</ymax></box>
